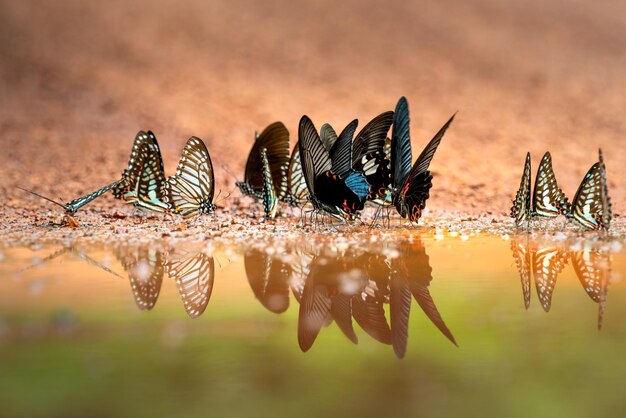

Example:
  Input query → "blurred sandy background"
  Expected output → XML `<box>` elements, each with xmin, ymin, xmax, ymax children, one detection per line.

<box><xmin>1</xmin><ymin>0</ymin><xmax>624</xmax><ymax>220</ymax></box>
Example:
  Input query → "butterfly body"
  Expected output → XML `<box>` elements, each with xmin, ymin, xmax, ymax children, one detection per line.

<box><xmin>260</xmin><ymin>147</ymin><xmax>279</xmax><ymax>219</ymax></box>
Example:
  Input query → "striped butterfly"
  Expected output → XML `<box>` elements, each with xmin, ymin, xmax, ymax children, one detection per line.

<box><xmin>510</xmin><ymin>238</ymin><xmax>568</xmax><ymax>311</ymax></box>
<box><xmin>115</xmin><ymin>245</ymin><xmax>166</xmax><ymax>311</ymax></box>
<box><xmin>244</xmin><ymin>248</ymin><xmax>291</xmax><ymax>314</ymax></box>
<box><xmin>18</xmin><ymin>180</ymin><xmax>121</xmax><ymax>215</ymax></box>
<box><xmin>167</xmin><ymin>251</ymin><xmax>215</xmax><ymax>318</ymax></box>
<box><xmin>113</xmin><ymin>131</ymin><xmax>169</xmax><ymax>213</ymax></box>
<box><xmin>390</xmin><ymin>97</ymin><xmax>455</xmax><ymax>223</ymax></box>
<box><xmin>113</xmin><ymin>131</ymin><xmax>162</xmax><ymax>200</ymax></box>
<box><xmin>510</xmin><ymin>152</ymin><xmax>569</xmax><ymax>227</ymax></box>
<box><xmin>236</xmin><ymin>122</ymin><xmax>290</xmax><ymax>201</ymax></box>
<box><xmin>283</xmin><ymin>144</ymin><xmax>309</xmax><ymax>207</ymax></box>
<box><xmin>260</xmin><ymin>148</ymin><xmax>279</xmax><ymax>219</ymax></box>
<box><xmin>164</xmin><ymin>137</ymin><xmax>216</xmax><ymax>218</ymax></box>
<box><xmin>567</xmin><ymin>161</ymin><xmax>611</xmax><ymax>230</ymax></box>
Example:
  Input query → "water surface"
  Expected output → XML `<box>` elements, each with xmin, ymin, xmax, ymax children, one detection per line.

<box><xmin>0</xmin><ymin>232</ymin><xmax>624</xmax><ymax>418</ymax></box>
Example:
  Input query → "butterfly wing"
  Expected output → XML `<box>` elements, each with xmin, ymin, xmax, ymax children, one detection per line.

<box><xmin>532</xmin><ymin>152</ymin><xmax>570</xmax><ymax>217</ymax></box>
<box><xmin>329</xmin><ymin>119</ymin><xmax>358</xmax><ymax>178</ymax></box>
<box><xmin>298</xmin><ymin>116</ymin><xmax>332</xmax><ymax>200</ymax></box>
<box><xmin>599</xmin><ymin>150</ymin><xmax>612</xmax><ymax>230</ymax></box>
<box><xmin>165</xmin><ymin>137</ymin><xmax>215</xmax><ymax>218</ymax></box>
<box><xmin>394</xmin><ymin>114</ymin><xmax>455</xmax><ymax>222</ymax></box>
<box><xmin>391</xmin><ymin>97</ymin><xmax>412</xmax><ymax>189</ymax></box>
<box><xmin>285</xmin><ymin>144</ymin><xmax>309</xmax><ymax>206</ymax></box>
<box><xmin>134</xmin><ymin>140</ymin><xmax>169</xmax><ymax>213</ymax></box>
<box><xmin>242</xmin><ymin>122</ymin><xmax>290</xmax><ymax>198</ymax></box>
<box><xmin>168</xmin><ymin>252</ymin><xmax>215</xmax><ymax>318</ymax></box>
<box><xmin>532</xmin><ymin>247</ymin><xmax>568</xmax><ymax>312</ymax></box>
<box><xmin>352</xmin><ymin>111</ymin><xmax>394</xmax><ymax>171</ymax></box>
<box><xmin>114</xmin><ymin>131</ymin><xmax>165</xmax><ymax>203</ymax></box>
<box><xmin>569</xmin><ymin>163</ymin><xmax>605</xmax><ymax>230</ymax></box>
<box><xmin>320</xmin><ymin>123</ymin><xmax>338</xmax><ymax>152</ymax></box>
<box><xmin>261</xmin><ymin>148</ymin><xmax>279</xmax><ymax>219</ymax></box>
<box><xmin>511</xmin><ymin>152</ymin><xmax>532</xmax><ymax>226</ymax></box>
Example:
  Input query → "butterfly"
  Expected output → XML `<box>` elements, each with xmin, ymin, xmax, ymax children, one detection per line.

<box><xmin>244</xmin><ymin>248</ymin><xmax>291</xmax><ymax>313</ymax></box>
<box><xmin>389</xmin><ymin>97</ymin><xmax>455</xmax><ymax>223</ymax></box>
<box><xmin>167</xmin><ymin>250</ymin><xmax>215</xmax><ymax>318</ymax></box>
<box><xmin>510</xmin><ymin>152</ymin><xmax>570</xmax><ymax>227</ymax></box>
<box><xmin>18</xmin><ymin>180</ymin><xmax>121</xmax><ymax>216</ymax></box>
<box><xmin>298</xmin><ymin>115</ymin><xmax>370</xmax><ymax>218</ymax></box>
<box><xmin>510</xmin><ymin>239</ymin><xmax>568</xmax><ymax>311</ymax></box>
<box><xmin>511</xmin><ymin>152</ymin><xmax>570</xmax><ymax>226</ymax></box>
<box><xmin>115</xmin><ymin>245</ymin><xmax>166</xmax><ymax>311</ymax></box>
<box><xmin>567</xmin><ymin>160</ymin><xmax>611</xmax><ymax>231</ymax></box>
<box><xmin>164</xmin><ymin>137</ymin><xmax>216</xmax><ymax>218</ymax></box>
<box><xmin>283</xmin><ymin>144</ymin><xmax>309</xmax><ymax>207</ymax></box>
<box><xmin>236</xmin><ymin>122</ymin><xmax>290</xmax><ymax>201</ymax></box>
<box><xmin>260</xmin><ymin>147</ymin><xmax>279</xmax><ymax>219</ymax></box>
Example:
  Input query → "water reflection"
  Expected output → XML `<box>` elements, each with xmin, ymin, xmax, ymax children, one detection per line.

<box><xmin>114</xmin><ymin>244</ymin><xmax>215</xmax><ymax>318</ymax></box>
<box><xmin>511</xmin><ymin>237</ymin><xmax>612</xmax><ymax>329</ymax></box>
<box><xmin>246</xmin><ymin>240</ymin><xmax>457</xmax><ymax>358</ymax></box>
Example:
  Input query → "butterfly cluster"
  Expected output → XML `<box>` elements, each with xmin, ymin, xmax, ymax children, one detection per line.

<box><xmin>510</xmin><ymin>149</ymin><xmax>612</xmax><ymax>231</ymax></box>
<box><xmin>20</xmin><ymin>131</ymin><xmax>218</xmax><ymax>220</ymax></box>
<box><xmin>238</xmin><ymin>97</ymin><xmax>455</xmax><ymax>223</ymax></box>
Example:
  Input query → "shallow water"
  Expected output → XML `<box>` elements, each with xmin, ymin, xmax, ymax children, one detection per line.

<box><xmin>0</xmin><ymin>232</ymin><xmax>625</xmax><ymax>418</ymax></box>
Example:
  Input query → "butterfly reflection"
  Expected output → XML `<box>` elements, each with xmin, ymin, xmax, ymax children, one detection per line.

<box><xmin>114</xmin><ymin>244</ymin><xmax>215</xmax><ymax>317</ymax></box>
<box><xmin>511</xmin><ymin>237</ymin><xmax>612</xmax><ymax>328</ymax></box>
<box><xmin>244</xmin><ymin>240</ymin><xmax>457</xmax><ymax>358</ymax></box>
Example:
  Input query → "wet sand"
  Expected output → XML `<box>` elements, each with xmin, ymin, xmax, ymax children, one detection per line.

<box><xmin>1</xmin><ymin>0</ymin><xmax>624</xmax><ymax>238</ymax></box>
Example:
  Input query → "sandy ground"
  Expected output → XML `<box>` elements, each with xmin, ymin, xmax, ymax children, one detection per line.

<box><xmin>1</xmin><ymin>0</ymin><xmax>625</xmax><ymax>239</ymax></box>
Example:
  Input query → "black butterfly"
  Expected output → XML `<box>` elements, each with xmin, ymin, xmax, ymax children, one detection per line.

<box><xmin>18</xmin><ymin>180</ymin><xmax>121</xmax><ymax>216</ymax></box>
<box><xmin>567</xmin><ymin>160</ymin><xmax>611</xmax><ymax>231</ymax></box>
<box><xmin>236</xmin><ymin>122</ymin><xmax>290</xmax><ymax>201</ymax></box>
<box><xmin>390</xmin><ymin>97</ymin><xmax>455</xmax><ymax>223</ymax></box>
<box><xmin>298</xmin><ymin>115</ymin><xmax>366</xmax><ymax>218</ymax></box>
<box><xmin>167</xmin><ymin>250</ymin><xmax>215</xmax><ymax>318</ymax></box>
<box><xmin>511</xmin><ymin>152</ymin><xmax>570</xmax><ymax>227</ymax></box>
<box><xmin>164</xmin><ymin>137</ymin><xmax>216</xmax><ymax>218</ymax></box>
<box><xmin>260</xmin><ymin>147</ymin><xmax>279</xmax><ymax>219</ymax></box>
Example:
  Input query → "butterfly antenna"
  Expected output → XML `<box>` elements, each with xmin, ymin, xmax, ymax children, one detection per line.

<box><xmin>16</xmin><ymin>186</ymin><xmax>68</xmax><ymax>210</ymax></box>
